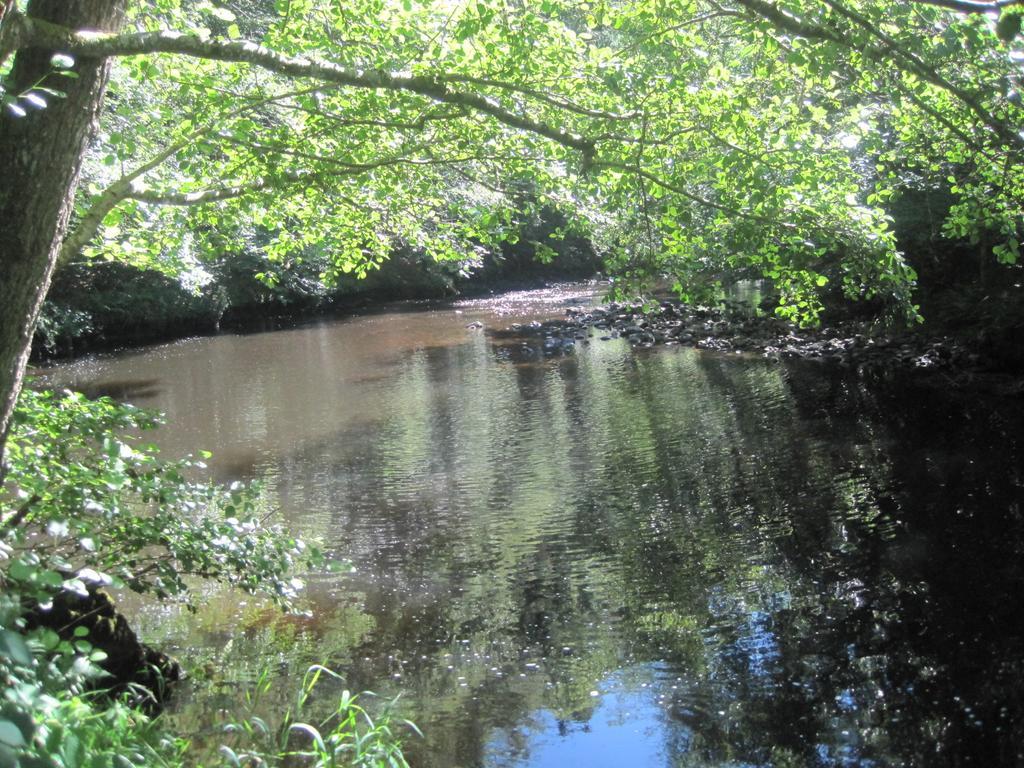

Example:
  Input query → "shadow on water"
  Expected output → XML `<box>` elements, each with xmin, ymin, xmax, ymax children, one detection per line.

<box><xmin>40</xmin><ymin>290</ymin><xmax>1024</xmax><ymax>767</ymax></box>
<box><xmin>55</xmin><ymin>377</ymin><xmax>164</xmax><ymax>402</ymax></box>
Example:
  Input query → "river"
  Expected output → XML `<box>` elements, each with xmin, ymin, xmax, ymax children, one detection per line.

<box><xmin>36</xmin><ymin>284</ymin><xmax>1024</xmax><ymax>767</ymax></box>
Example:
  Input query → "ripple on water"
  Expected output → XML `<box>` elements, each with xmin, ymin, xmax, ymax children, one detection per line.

<box><xmin>38</xmin><ymin>286</ymin><xmax>1024</xmax><ymax>768</ymax></box>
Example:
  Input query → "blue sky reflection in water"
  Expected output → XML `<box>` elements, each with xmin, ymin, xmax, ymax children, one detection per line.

<box><xmin>37</xmin><ymin>285</ymin><xmax>1024</xmax><ymax>767</ymax></box>
<box><xmin>484</xmin><ymin>666</ymin><xmax>672</xmax><ymax>768</ymax></box>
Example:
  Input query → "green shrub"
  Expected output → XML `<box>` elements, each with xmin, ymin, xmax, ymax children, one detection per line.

<box><xmin>35</xmin><ymin>263</ymin><xmax>224</xmax><ymax>355</ymax></box>
<box><xmin>0</xmin><ymin>590</ymin><xmax>188</xmax><ymax>768</ymax></box>
<box><xmin>1</xmin><ymin>389</ymin><xmax>316</xmax><ymax>606</ymax></box>
<box><xmin>0</xmin><ymin>388</ymin><xmax>373</xmax><ymax>768</ymax></box>
<box><xmin>0</xmin><ymin>388</ymin><xmax>417</xmax><ymax>767</ymax></box>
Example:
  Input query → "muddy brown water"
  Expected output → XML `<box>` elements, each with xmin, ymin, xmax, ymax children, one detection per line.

<box><xmin>37</xmin><ymin>285</ymin><xmax>1024</xmax><ymax>767</ymax></box>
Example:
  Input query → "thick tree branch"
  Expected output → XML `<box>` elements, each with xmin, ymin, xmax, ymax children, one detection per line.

<box><xmin>125</xmin><ymin>179</ymin><xmax>275</xmax><ymax>206</ymax></box>
<box><xmin>59</xmin><ymin>134</ymin><xmax>194</xmax><ymax>262</ymax></box>
<box><xmin>441</xmin><ymin>73</ymin><xmax>640</xmax><ymax>121</ymax></box>
<box><xmin>59</xmin><ymin>183</ymin><xmax>129</xmax><ymax>261</ymax></box>
<box><xmin>12</xmin><ymin>13</ymin><xmax>596</xmax><ymax>160</ymax></box>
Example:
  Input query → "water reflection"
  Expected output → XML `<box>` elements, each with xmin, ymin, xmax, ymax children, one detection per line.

<box><xmin>38</xmin><ymin>287</ymin><xmax>1024</xmax><ymax>767</ymax></box>
<box><xmin>484</xmin><ymin>666</ymin><xmax>672</xmax><ymax>768</ymax></box>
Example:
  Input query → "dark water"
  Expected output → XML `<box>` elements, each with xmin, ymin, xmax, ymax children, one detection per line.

<box><xmin>38</xmin><ymin>286</ymin><xmax>1024</xmax><ymax>767</ymax></box>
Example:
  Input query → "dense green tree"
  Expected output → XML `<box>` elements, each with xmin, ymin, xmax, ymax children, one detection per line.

<box><xmin>1</xmin><ymin>0</ymin><xmax>1022</xmax><ymax>464</ymax></box>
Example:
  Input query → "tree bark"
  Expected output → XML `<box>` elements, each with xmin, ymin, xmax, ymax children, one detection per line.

<box><xmin>0</xmin><ymin>0</ymin><xmax>125</xmax><ymax>469</ymax></box>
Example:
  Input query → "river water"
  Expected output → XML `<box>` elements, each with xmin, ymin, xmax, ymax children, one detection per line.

<box><xmin>37</xmin><ymin>285</ymin><xmax>1024</xmax><ymax>767</ymax></box>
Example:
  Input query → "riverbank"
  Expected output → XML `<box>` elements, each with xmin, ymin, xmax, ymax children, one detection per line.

<box><xmin>34</xmin><ymin>276</ymin><xmax>1024</xmax><ymax>398</ymax></box>
<box><xmin>33</xmin><ymin>222</ymin><xmax>600</xmax><ymax>361</ymax></box>
<box><xmin>497</xmin><ymin>298</ymin><xmax>1024</xmax><ymax>397</ymax></box>
<box><xmin>30</xmin><ymin>270</ymin><xmax>600</xmax><ymax>362</ymax></box>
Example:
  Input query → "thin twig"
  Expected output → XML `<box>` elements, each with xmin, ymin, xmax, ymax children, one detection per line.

<box><xmin>0</xmin><ymin>494</ymin><xmax>40</xmax><ymax>538</ymax></box>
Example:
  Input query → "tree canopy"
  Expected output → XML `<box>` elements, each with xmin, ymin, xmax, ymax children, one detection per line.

<box><xmin>2</xmin><ymin>0</ymin><xmax>1020</xmax><ymax>310</ymax></box>
<box><xmin>1</xmin><ymin>0</ymin><xmax>1023</xmax><ymax>447</ymax></box>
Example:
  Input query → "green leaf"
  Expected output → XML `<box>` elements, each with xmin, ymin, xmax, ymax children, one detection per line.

<box><xmin>0</xmin><ymin>720</ymin><xmax>26</xmax><ymax>749</ymax></box>
<box><xmin>0</xmin><ymin>631</ymin><xmax>32</xmax><ymax>666</ymax></box>
<box><xmin>996</xmin><ymin>10</ymin><xmax>1022</xmax><ymax>42</ymax></box>
<box><xmin>40</xmin><ymin>629</ymin><xmax>61</xmax><ymax>651</ymax></box>
<box><xmin>7</xmin><ymin>560</ymin><xmax>33</xmax><ymax>582</ymax></box>
<box><xmin>49</xmin><ymin>53</ymin><xmax>75</xmax><ymax>69</ymax></box>
<box><xmin>61</xmin><ymin>732</ymin><xmax>82</xmax><ymax>768</ymax></box>
<box><xmin>38</xmin><ymin>570</ymin><xmax>64</xmax><ymax>588</ymax></box>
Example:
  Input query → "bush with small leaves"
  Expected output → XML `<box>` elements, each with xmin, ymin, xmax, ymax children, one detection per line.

<box><xmin>2</xmin><ymin>388</ymin><xmax>320</xmax><ymax>608</ymax></box>
<box><xmin>0</xmin><ymin>387</ymin><xmax>330</xmax><ymax>767</ymax></box>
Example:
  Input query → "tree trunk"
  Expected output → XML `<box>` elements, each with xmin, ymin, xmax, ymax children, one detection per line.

<box><xmin>0</xmin><ymin>0</ymin><xmax>125</xmax><ymax>469</ymax></box>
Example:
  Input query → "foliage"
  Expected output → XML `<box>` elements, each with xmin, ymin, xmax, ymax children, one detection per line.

<box><xmin>206</xmin><ymin>234</ymin><xmax>332</xmax><ymax>311</ymax></box>
<box><xmin>216</xmin><ymin>665</ymin><xmax>419</xmax><ymax>768</ymax></box>
<box><xmin>35</xmin><ymin>262</ymin><xmax>224</xmax><ymax>355</ymax></box>
<box><xmin>1</xmin><ymin>388</ymin><xmax>318</xmax><ymax>606</ymax></box>
<box><xmin>0</xmin><ymin>591</ymin><xmax>187</xmax><ymax>768</ymax></box>
<box><xmin>0</xmin><ymin>0</ymin><xmax>1021</xmax><ymax>337</ymax></box>
<box><xmin>31</xmin><ymin>305</ymin><xmax>94</xmax><ymax>359</ymax></box>
<box><xmin>0</xmin><ymin>385</ymin><xmax>301</xmax><ymax>761</ymax></box>
<box><xmin>0</xmin><ymin>0</ymin><xmax>1008</xmax><ymax>328</ymax></box>
<box><xmin>4</xmin><ymin>0</ymin><xmax>1020</xmax><ymax>325</ymax></box>
<box><xmin>1</xmin><ymin>596</ymin><xmax>414</xmax><ymax>768</ymax></box>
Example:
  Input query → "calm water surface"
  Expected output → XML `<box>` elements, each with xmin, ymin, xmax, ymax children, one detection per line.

<box><xmin>38</xmin><ymin>285</ymin><xmax>1024</xmax><ymax>767</ymax></box>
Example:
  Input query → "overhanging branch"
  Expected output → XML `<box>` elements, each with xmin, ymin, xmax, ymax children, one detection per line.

<box><xmin>60</xmin><ymin>83</ymin><xmax>343</xmax><ymax>262</ymax></box>
<box><xmin>441</xmin><ymin>73</ymin><xmax>640</xmax><ymax>121</ymax></box>
<box><xmin>125</xmin><ymin>179</ymin><xmax>273</xmax><ymax>206</ymax></box>
<box><xmin>12</xmin><ymin>12</ymin><xmax>596</xmax><ymax>160</ymax></box>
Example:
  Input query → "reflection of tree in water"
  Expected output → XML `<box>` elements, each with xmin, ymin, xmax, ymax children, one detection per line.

<box><xmin>775</xmin><ymin>369</ymin><xmax>1024</xmax><ymax>766</ymax></box>
<box><xmin>265</xmin><ymin>338</ymin><xmax>1023</xmax><ymax>767</ymax></box>
<box><xmin>656</xmin><ymin>363</ymin><xmax>1024</xmax><ymax>768</ymax></box>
